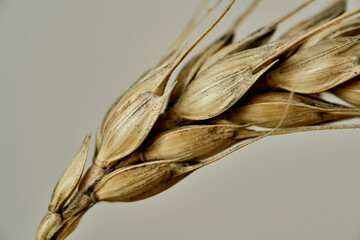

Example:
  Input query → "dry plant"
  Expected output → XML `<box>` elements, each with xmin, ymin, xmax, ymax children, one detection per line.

<box><xmin>36</xmin><ymin>0</ymin><xmax>360</xmax><ymax>239</ymax></box>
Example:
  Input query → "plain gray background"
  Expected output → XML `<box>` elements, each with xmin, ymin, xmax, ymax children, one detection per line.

<box><xmin>1</xmin><ymin>0</ymin><xmax>360</xmax><ymax>239</ymax></box>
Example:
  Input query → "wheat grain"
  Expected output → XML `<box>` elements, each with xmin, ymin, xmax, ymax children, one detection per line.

<box><xmin>49</xmin><ymin>135</ymin><xmax>90</xmax><ymax>212</ymax></box>
<box><xmin>225</xmin><ymin>91</ymin><xmax>360</xmax><ymax>128</ymax></box>
<box><xmin>266</xmin><ymin>37</ymin><xmax>360</xmax><ymax>93</ymax></box>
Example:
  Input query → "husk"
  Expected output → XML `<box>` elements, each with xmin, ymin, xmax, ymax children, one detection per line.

<box><xmin>226</xmin><ymin>92</ymin><xmax>360</xmax><ymax>128</ymax></box>
<box><xmin>331</xmin><ymin>75</ymin><xmax>360</xmax><ymax>106</ymax></box>
<box><xmin>266</xmin><ymin>37</ymin><xmax>360</xmax><ymax>93</ymax></box>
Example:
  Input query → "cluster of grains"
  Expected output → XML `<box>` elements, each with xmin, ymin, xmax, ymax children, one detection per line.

<box><xmin>36</xmin><ymin>0</ymin><xmax>360</xmax><ymax>239</ymax></box>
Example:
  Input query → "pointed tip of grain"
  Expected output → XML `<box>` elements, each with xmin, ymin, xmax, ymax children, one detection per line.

<box><xmin>81</xmin><ymin>133</ymin><xmax>91</xmax><ymax>152</ymax></box>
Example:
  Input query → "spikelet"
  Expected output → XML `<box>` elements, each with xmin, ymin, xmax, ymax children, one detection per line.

<box><xmin>167</xmin><ymin>0</ymin><xmax>261</xmax><ymax>108</ymax></box>
<box><xmin>331</xmin><ymin>76</ymin><xmax>360</xmax><ymax>106</ymax></box>
<box><xmin>95</xmin><ymin>89</ymin><xmax>173</xmax><ymax>168</ymax></box>
<box><xmin>224</xmin><ymin>92</ymin><xmax>360</xmax><ymax>128</ymax></box>
<box><xmin>266</xmin><ymin>37</ymin><xmax>360</xmax><ymax>93</ymax></box>
<box><xmin>93</xmin><ymin>160</ymin><xmax>208</xmax><ymax>202</ymax></box>
<box><xmin>93</xmin><ymin>162</ymin><xmax>172</xmax><ymax>202</ymax></box>
<box><xmin>170</xmin><ymin>60</ymin><xmax>276</xmax><ymax>121</ymax></box>
<box><xmin>48</xmin><ymin>135</ymin><xmax>90</xmax><ymax>212</ymax></box>
<box><xmin>142</xmin><ymin>124</ymin><xmax>242</xmax><ymax>161</ymax></box>
<box><xmin>168</xmin><ymin>34</ymin><xmax>233</xmax><ymax>108</ymax></box>
<box><xmin>36</xmin><ymin>136</ymin><xmax>90</xmax><ymax>239</ymax></box>
<box><xmin>95</xmin><ymin>48</ymin><xmax>183</xmax><ymax>152</ymax></box>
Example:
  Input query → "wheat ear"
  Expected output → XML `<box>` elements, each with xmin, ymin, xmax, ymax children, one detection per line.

<box><xmin>36</xmin><ymin>1</ymin><xmax>360</xmax><ymax>239</ymax></box>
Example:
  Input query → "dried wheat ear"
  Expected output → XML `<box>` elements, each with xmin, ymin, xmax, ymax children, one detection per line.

<box><xmin>36</xmin><ymin>0</ymin><xmax>360</xmax><ymax>239</ymax></box>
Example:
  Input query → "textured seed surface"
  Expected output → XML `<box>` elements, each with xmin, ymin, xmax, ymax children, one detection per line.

<box><xmin>228</xmin><ymin>92</ymin><xmax>360</xmax><ymax>128</ymax></box>
<box><xmin>96</xmin><ymin>48</ymin><xmax>183</xmax><ymax>151</ymax></box>
<box><xmin>267</xmin><ymin>38</ymin><xmax>360</xmax><ymax>93</ymax></box>
<box><xmin>94</xmin><ymin>163</ymin><xmax>172</xmax><ymax>202</ymax></box>
<box><xmin>143</xmin><ymin>124</ymin><xmax>242</xmax><ymax>161</ymax></box>
<box><xmin>96</xmin><ymin>91</ymin><xmax>170</xmax><ymax>168</ymax></box>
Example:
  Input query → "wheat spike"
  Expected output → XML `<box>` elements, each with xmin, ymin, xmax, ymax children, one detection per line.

<box><xmin>36</xmin><ymin>1</ymin><xmax>360</xmax><ymax>239</ymax></box>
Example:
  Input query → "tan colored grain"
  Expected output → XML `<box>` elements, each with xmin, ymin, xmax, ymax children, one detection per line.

<box><xmin>142</xmin><ymin>124</ymin><xmax>243</xmax><ymax>161</ymax></box>
<box><xmin>331</xmin><ymin>76</ymin><xmax>360</xmax><ymax>106</ymax></box>
<box><xmin>168</xmin><ymin>0</ymin><xmax>261</xmax><ymax>107</ymax></box>
<box><xmin>170</xmin><ymin>61</ymin><xmax>276</xmax><ymax>120</ymax></box>
<box><xmin>226</xmin><ymin>91</ymin><xmax>360</xmax><ymax>128</ymax></box>
<box><xmin>95</xmin><ymin>89</ymin><xmax>173</xmax><ymax>168</ymax></box>
<box><xmin>49</xmin><ymin>135</ymin><xmax>90</xmax><ymax>212</ymax></box>
<box><xmin>266</xmin><ymin>37</ymin><xmax>360</xmax><ymax>93</ymax></box>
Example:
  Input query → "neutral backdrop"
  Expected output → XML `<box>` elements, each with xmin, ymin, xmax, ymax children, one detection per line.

<box><xmin>1</xmin><ymin>0</ymin><xmax>360</xmax><ymax>239</ymax></box>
